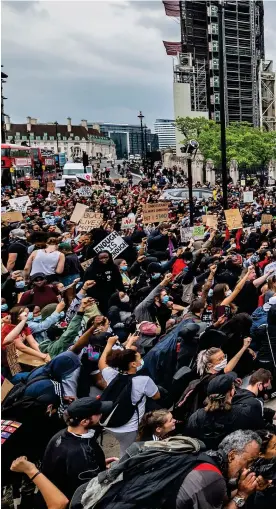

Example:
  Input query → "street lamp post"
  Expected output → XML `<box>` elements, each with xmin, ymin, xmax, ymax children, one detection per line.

<box><xmin>218</xmin><ymin>1</ymin><xmax>228</xmax><ymax>210</ymax></box>
<box><xmin>1</xmin><ymin>67</ymin><xmax>8</xmax><ymax>144</ymax></box>
<box><xmin>54</xmin><ymin>121</ymin><xmax>59</xmax><ymax>154</ymax></box>
<box><xmin>137</xmin><ymin>111</ymin><xmax>145</xmax><ymax>160</ymax></box>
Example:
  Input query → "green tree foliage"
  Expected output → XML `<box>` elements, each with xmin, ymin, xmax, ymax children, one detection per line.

<box><xmin>175</xmin><ymin>117</ymin><xmax>276</xmax><ymax>168</ymax></box>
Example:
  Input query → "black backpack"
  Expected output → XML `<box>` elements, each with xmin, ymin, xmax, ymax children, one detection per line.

<box><xmin>2</xmin><ymin>375</ymin><xmax>50</xmax><ymax>421</ymax></box>
<box><xmin>100</xmin><ymin>373</ymin><xmax>143</xmax><ymax>428</ymax></box>
<box><xmin>173</xmin><ymin>374</ymin><xmax>211</xmax><ymax>422</ymax></box>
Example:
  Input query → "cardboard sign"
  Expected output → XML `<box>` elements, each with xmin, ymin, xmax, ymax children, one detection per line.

<box><xmin>2</xmin><ymin>211</ymin><xmax>24</xmax><ymax>223</ymax></box>
<box><xmin>261</xmin><ymin>224</ymin><xmax>271</xmax><ymax>233</ymax></box>
<box><xmin>94</xmin><ymin>231</ymin><xmax>128</xmax><ymax>259</ymax></box>
<box><xmin>241</xmin><ymin>179</ymin><xmax>246</xmax><ymax>186</ymax></box>
<box><xmin>180</xmin><ymin>227</ymin><xmax>193</xmax><ymax>243</ymax></box>
<box><xmin>206</xmin><ymin>215</ymin><xmax>218</xmax><ymax>228</ymax></box>
<box><xmin>53</xmin><ymin>180</ymin><xmax>65</xmax><ymax>188</ymax></box>
<box><xmin>261</xmin><ymin>214</ymin><xmax>273</xmax><ymax>224</ymax></box>
<box><xmin>8</xmin><ymin>196</ymin><xmax>32</xmax><ymax>213</ymax></box>
<box><xmin>202</xmin><ymin>215</ymin><xmax>207</xmax><ymax>224</ymax></box>
<box><xmin>142</xmin><ymin>203</ymin><xmax>169</xmax><ymax>224</ymax></box>
<box><xmin>224</xmin><ymin>209</ymin><xmax>243</xmax><ymax>230</ymax></box>
<box><xmin>78</xmin><ymin>186</ymin><xmax>93</xmax><ymax>197</ymax></box>
<box><xmin>121</xmin><ymin>216</ymin><xmax>136</xmax><ymax>230</ymax></box>
<box><xmin>81</xmin><ymin>258</ymin><xmax>93</xmax><ymax>271</ymax></box>
<box><xmin>70</xmin><ymin>203</ymin><xmax>88</xmax><ymax>224</ymax></box>
<box><xmin>1</xmin><ymin>379</ymin><xmax>14</xmax><ymax>402</ymax></box>
<box><xmin>30</xmin><ymin>180</ymin><xmax>39</xmax><ymax>189</ymax></box>
<box><xmin>6</xmin><ymin>344</ymin><xmax>22</xmax><ymax>376</ymax></box>
<box><xmin>78</xmin><ymin>211</ymin><xmax>103</xmax><ymax>232</ymax></box>
<box><xmin>192</xmin><ymin>226</ymin><xmax>205</xmax><ymax>239</ymax></box>
<box><xmin>17</xmin><ymin>351</ymin><xmax>46</xmax><ymax>367</ymax></box>
<box><xmin>54</xmin><ymin>187</ymin><xmax>61</xmax><ymax>195</ymax></box>
<box><xmin>243</xmin><ymin>191</ymin><xmax>253</xmax><ymax>203</ymax></box>
<box><xmin>47</xmin><ymin>182</ymin><xmax>55</xmax><ymax>192</ymax></box>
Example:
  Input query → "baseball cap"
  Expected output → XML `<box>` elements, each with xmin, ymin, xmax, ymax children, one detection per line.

<box><xmin>30</xmin><ymin>272</ymin><xmax>47</xmax><ymax>282</ymax></box>
<box><xmin>207</xmin><ymin>372</ymin><xmax>237</xmax><ymax>396</ymax></box>
<box><xmin>67</xmin><ymin>397</ymin><xmax>113</xmax><ymax>420</ymax></box>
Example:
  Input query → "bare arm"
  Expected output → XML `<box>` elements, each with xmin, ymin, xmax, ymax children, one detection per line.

<box><xmin>221</xmin><ymin>268</ymin><xmax>251</xmax><ymax>306</ymax></box>
<box><xmin>98</xmin><ymin>336</ymin><xmax>118</xmax><ymax>372</ymax></box>
<box><xmin>24</xmin><ymin>251</ymin><xmax>36</xmax><ymax>277</ymax></box>
<box><xmin>14</xmin><ymin>338</ymin><xmax>48</xmax><ymax>361</ymax></box>
<box><xmin>253</xmin><ymin>272</ymin><xmax>269</xmax><ymax>288</ymax></box>
<box><xmin>25</xmin><ymin>334</ymin><xmax>41</xmax><ymax>352</ymax></box>
<box><xmin>3</xmin><ymin>318</ymin><xmax>28</xmax><ymax>345</ymax></box>
<box><xmin>7</xmin><ymin>253</ymin><xmax>18</xmax><ymax>272</ymax></box>
<box><xmin>11</xmin><ymin>457</ymin><xmax>69</xmax><ymax>509</ymax></box>
<box><xmin>224</xmin><ymin>338</ymin><xmax>251</xmax><ymax>373</ymax></box>
<box><xmin>55</xmin><ymin>253</ymin><xmax>65</xmax><ymax>274</ymax></box>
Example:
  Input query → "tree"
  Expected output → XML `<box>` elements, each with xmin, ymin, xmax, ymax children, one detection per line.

<box><xmin>175</xmin><ymin>117</ymin><xmax>276</xmax><ymax>168</ymax></box>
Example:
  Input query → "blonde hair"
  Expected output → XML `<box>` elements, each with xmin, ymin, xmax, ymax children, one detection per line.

<box><xmin>197</xmin><ymin>347</ymin><xmax>221</xmax><ymax>376</ymax></box>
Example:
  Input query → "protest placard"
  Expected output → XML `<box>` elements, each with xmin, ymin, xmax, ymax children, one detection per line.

<box><xmin>261</xmin><ymin>214</ymin><xmax>273</xmax><ymax>224</ymax></box>
<box><xmin>78</xmin><ymin>186</ymin><xmax>93</xmax><ymax>197</ymax></box>
<box><xmin>47</xmin><ymin>182</ymin><xmax>55</xmax><ymax>192</ymax></box>
<box><xmin>261</xmin><ymin>224</ymin><xmax>271</xmax><ymax>233</ymax></box>
<box><xmin>121</xmin><ymin>215</ymin><xmax>136</xmax><ymax>230</ymax></box>
<box><xmin>53</xmin><ymin>180</ymin><xmax>65</xmax><ymax>188</ymax></box>
<box><xmin>70</xmin><ymin>203</ymin><xmax>88</xmax><ymax>223</ymax></box>
<box><xmin>240</xmin><ymin>179</ymin><xmax>246</xmax><ymax>186</ymax></box>
<box><xmin>30</xmin><ymin>180</ymin><xmax>39</xmax><ymax>189</ymax></box>
<box><xmin>206</xmin><ymin>215</ymin><xmax>218</xmax><ymax>228</ymax></box>
<box><xmin>1</xmin><ymin>379</ymin><xmax>14</xmax><ymax>402</ymax></box>
<box><xmin>2</xmin><ymin>211</ymin><xmax>24</xmax><ymax>223</ymax></box>
<box><xmin>180</xmin><ymin>227</ymin><xmax>193</xmax><ymax>243</ymax></box>
<box><xmin>192</xmin><ymin>226</ymin><xmax>205</xmax><ymax>239</ymax></box>
<box><xmin>81</xmin><ymin>258</ymin><xmax>93</xmax><ymax>271</ymax></box>
<box><xmin>78</xmin><ymin>211</ymin><xmax>103</xmax><ymax>232</ymax></box>
<box><xmin>142</xmin><ymin>202</ymin><xmax>169</xmax><ymax>224</ymax></box>
<box><xmin>8</xmin><ymin>196</ymin><xmax>32</xmax><ymax>213</ymax></box>
<box><xmin>202</xmin><ymin>215</ymin><xmax>207</xmax><ymax>224</ymax></box>
<box><xmin>54</xmin><ymin>187</ymin><xmax>61</xmax><ymax>195</ymax></box>
<box><xmin>224</xmin><ymin>209</ymin><xmax>243</xmax><ymax>230</ymax></box>
<box><xmin>94</xmin><ymin>231</ymin><xmax>128</xmax><ymax>259</ymax></box>
<box><xmin>243</xmin><ymin>191</ymin><xmax>253</xmax><ymax>203</ymax></box>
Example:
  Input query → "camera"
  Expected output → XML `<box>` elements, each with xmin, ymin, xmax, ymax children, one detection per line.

<box><xmin>249</xmin><ymin>457</ymin><xmax>276</xmax><ymax>483</ymax></box>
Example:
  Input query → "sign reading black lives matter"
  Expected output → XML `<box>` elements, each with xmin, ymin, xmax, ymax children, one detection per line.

<box><xmin>94</xmin><ymin>231</ymin><xmax>128</xmax><ymax>259</ymax></box>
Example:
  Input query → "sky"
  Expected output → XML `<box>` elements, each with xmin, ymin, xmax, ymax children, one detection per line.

<box><xmin>2</xmin><ymin>0</ymin><xmax>276</xmax><ymax>129</ymax></box>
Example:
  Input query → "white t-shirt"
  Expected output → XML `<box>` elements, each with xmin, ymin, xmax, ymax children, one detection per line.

<box><xmin>102</xmin><ymin>367</ymin><xmax>158</xmax><ymax>433</ymax></box>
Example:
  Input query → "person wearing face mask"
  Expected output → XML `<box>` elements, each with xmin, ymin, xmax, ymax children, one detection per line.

<box><xmin>232</xmin><ymin>369</ymin><xmax>275</xmax><ymax>429</ymax></box>
<box><xmin>114</xmin><ymin>259</ymin><xmax>134</xmax><ymax>291</ymax></box>
<box><xmin>7</xmin><ymin>229</ymin><xmax>29</xmax><ymax>272</ymax></box>
<box><xmin>99</xmin><ymin>335</ymin><xmax>160</xmax><ymax>457</ymax></box>
<box><xmin>107</xmin><ymin>291</ymin><xmax>132</xmax><ymax>341</ymax></box>
<box><xmin>26</xmin><ymin>301</ymin><xmax>66</xmax><ymax>343</ymax></box>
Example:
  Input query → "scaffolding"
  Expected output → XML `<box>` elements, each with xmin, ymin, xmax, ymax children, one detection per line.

<box><xmin>174</xmin><ymin>52</ymin><xmax>208</xmax><ymax>113</ymax></box>
<box><xmin>259</xmin><ymin>60</ymin><xmax>276</xmax><ymax>131</ymax></box>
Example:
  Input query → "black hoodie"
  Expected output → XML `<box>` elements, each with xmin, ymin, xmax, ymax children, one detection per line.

<box><xmin>232</xmin><ymin>388</ymin><xmax>274</xmax><ymax>428</ymax></box>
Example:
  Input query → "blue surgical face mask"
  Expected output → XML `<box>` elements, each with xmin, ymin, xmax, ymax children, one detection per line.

<box><xmin>160</xmin><ymin>261</ymin><xmax>167</xmax><ymax>267</ymax></box>
<box><xmin>136</xmin><ymin>245</ymin><xmax>141</xmax><ymax>251</ymax></box>
<box><xmin>15</xmin><ymin>281</ymin><xmax>25</xmax><ymax>289</ymax></box>
<box><xmin>162</xmin><ymin>295</ymin><xmax>170</xmax><ymax>304</ymax></box>
<box><xmin>59</xmin><ymin>311</ymin><xmax>65</xmax><ymax>318</ymax></box>
<box><xmin>1</xmin><ymin>304</ymin><xmax>8</xmax><ymax>312</ymax></box>
<box><xmin>121</xmin><ymin>265</ymin><xmax>128</xmax><ymax>271</ymax></box>
<box><xmin>27</xmin><ymin>312</ymin><xmax>33</xmax><ymax>320</ymax></box>
<box><xmin>152</xmin><ymin>273</ymin><xmax>161</xmax><ymax>280</ymax></box>
<box><xmin>33</xmin><ymin>315</ymin><xmax>42</xmax><ymax>322</ymax></box>
<box><xmin>136</xmin><ymin>359</ymin><xmax>144</xmax><ymax>372</ymax></box>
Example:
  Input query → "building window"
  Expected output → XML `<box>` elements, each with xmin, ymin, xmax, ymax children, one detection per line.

<box><xmin>50</xmin><ymin>136</ymin><xmax>54</xmax><ymax>140</ymax></box>
<box><xmin>36</xmin><ymin>136</ymin><xmax>41</xmax><ymax>140</ymax></box>
<box><xmin>214</xmin><ymin>93</ymin><xmax>220</xmax><ymax>104</ymax></box>
<box><xmin>63</xmin><ymin>137</ymin><xmax>67</xmax><ymax>141</ymax></box>
<box><xmin>213</xmin><ymin>76</ymin><xmax>220</xmax><ymax>88</ymax></box>
<box><xmin>212</xmin><ymin>58</ymin><xmax>219</xmax><ymax>70</ymax></box>
<box><xmin>75</xmin><ymin>136</ymin><xmax>80</xmax><ymax>141</ymax></box>
<box><xmin>209</xmin><ymin>23</ymin><xmax>219</xmax><ymax>35</ymax></box>
<box><xmin>22</xmin><ymin>136</ymin><xmax>27</xmax><ymax>141</ymax></box>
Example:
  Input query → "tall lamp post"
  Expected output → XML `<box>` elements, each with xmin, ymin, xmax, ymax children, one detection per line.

<box><xmin>218</xmin><ymin>1</ymin><xmax>228</xmax><ymax>209</ymax></box>
<box><xmin>54</xmin><ymin>121</ymin><xmax>59</xmax><ymax>154</ymax></box>
<box><xmin>1</xmin><ymin>67</ymin><xmax>8</xmax><ymax>143</ymax></box>
<box><xmin>137</xmin><ymin>111</ymin><xmax>145</xmax><ymax>160</ymax></box>
<box><xmin>180</xmin><ymin>140</ymin><xmax>199</xmax><ymax>227</ymax></box>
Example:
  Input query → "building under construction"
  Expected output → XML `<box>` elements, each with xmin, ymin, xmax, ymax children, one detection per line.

<box><xmin>163</xmin><ymin>0</ymin><xmax>275</xmax><ymax>138</ymax></box>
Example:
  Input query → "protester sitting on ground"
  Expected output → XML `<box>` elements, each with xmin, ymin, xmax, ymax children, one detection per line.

<box><xmin>7</xmin><ymin>228</ymin><xmax>29</xmax><ymax>272</ymax></box>
<box><xmin>107</xmin><ymin>291</ymin><xmax>132</xmax><ymax>342</ymax></box>
<box><xmin>19</xmin><ymin>273</ymin><xmax>60</xmax><ymax>308</ymax></box>
<box><xmin>98</xmin><ymin>335</ymin><xmax>160</xmax><ymax>457</ymax></box>
<box><xmin>136</xmin><ymin>409</ymin><xmax>176</xmax><ymax>442</ymax></box>
<box><xmin>1</xmin><ymin>270</ymin><xmax>29</xmax><ymax>309</ymax></box>
<box><xmin>58</xmin><ymin>242</ymin><xmax>83</xmax><ymax>286</ymax></box>
<box><xmin>114</xmin><ymin>258</ymin><xmax>135</xmax><ymax>290</ymax></box>
<box><xmin>24</xmin><ymin>237</ymin><xmax>65</xmax><ymax>280</ymax></box>
<box><xmin>40</xmin><ymin>397</ymin><xmax>115</xmax><ymax>502</ymax></box>
<box><xmin>10</xmin><ymin>456</ymin><xmax>69</xmax><ymax>509</ymax></box>
<box><xmin>26</xmin><ymin>300</ymin><xmax>66</xmax><ymax>343</ymax></box>
<box><xmin>134</xmin><ymin>272</ymin><xmax>173</xmax><ymax>324</ymax></box>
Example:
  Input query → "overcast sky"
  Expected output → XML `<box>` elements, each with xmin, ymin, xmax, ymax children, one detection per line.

<box><xmin>2</xmin><ymin>0</ymin><xmax>276</xmax><ymax>129</ymax></box>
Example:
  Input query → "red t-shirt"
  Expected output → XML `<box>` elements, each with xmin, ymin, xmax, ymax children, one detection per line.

<box><xmin>1</xmin><ymin>324</ymin><xmax>32</xmax><ymax>351</ymax></box>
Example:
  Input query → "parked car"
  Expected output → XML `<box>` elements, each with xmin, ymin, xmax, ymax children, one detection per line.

<box><xmin>160</xmin><ymin>188</ymin><xmax>213</xmax><ymax>202</ymax></box>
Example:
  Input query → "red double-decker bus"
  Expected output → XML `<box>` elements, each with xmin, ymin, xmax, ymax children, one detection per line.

<box><xmin>1</xmin><ymin>143</ymin><xmax>34</xmax><ymax>185</ymax></box>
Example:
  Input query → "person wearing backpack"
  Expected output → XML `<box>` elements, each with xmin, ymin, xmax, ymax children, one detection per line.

<box><xmin>98</xmin><ymin>335</ymin><xmax>160</xmax><ymax>457</ymax></box>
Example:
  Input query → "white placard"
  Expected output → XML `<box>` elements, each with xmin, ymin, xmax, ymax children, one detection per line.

<box><xmin>77</xmin><ymin>186</ymin><xmax>93</xmax><ymax>197</ymax></box>
<box><xmin>243</xmin><ymin>191</ymin><xmax>253</xmax><ymax>203</ymax></box>
<box><xmin>53</xmin><ymin>180</ymin><xmax>65</xmax><ymax>188</ymax></box>
<box><xmin>121</xmin><ymin>215</ymin><xmax>136</xmax><ymax>230</ymax></box>
<box><xmin>94</xmin><ymin>231</ymin><xmax>128</xmax><ymax>259</ymax></box>
<box><xmin>9</xmin><ymin>196</ymin><xmax>32</xmax><ymax>213</ymax></box>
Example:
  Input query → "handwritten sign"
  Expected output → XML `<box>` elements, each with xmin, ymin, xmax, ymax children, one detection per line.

<box><xmin>30</xmin><ymin>180</ymin><xmax>39</xmax><ymax>189</ymax></box>
<box><xmin>70</xmin><ymin>203</ymin><xmax>88</xmax><ymax>224</ymax></box>
<box><xmin>224</xmin><ymin>209</ymin><xmax>243</xmax><ymax>230</ymax></box>
<box><xmin>94</xmin><ymin>231</ymin><xmax>128</xmax><ymax>259</ymax></box>
<box><xmin>192</xmin><ymin>226</ymin><xmax>205</xmax><ymax>239</ymax></box>
<box><xmin>206</xmin><ymin>215</ymin><xmax>218</xmax><ymax>228</ymax></box>
<box><xmin>180</xmin><ymin>227</ymin><xmax>193</xmax><ymax>243</ymax></box>
<box><xmin>243</xmin><ymin>191</ymin><xmax>253</xmax><ymax>203</ymax></box>
<box><xmin>78</xmin><ymin>211</ymin><xmax>103</xmax><ymax>232</ymax></box>
<box><xmin>81</xmin><ymin>258</ymin><xmax>93</xmax><ymax>271</ymax></box>
<box><xmin>121</xmin><ymin>215</ymin><xmax>136</xmax><ymax>230</ymax></box>
<box><xmin>142</xmin><ymin>203</ymin><xmax>169</xmax><ymax>224</ymax></box>
<box><xmin>261</xmin><ymin>214</ymin><xmax>273</xmax><ymax>224</ymax></box>
<box><xmin>78</xmin><ymin>186</ymin><xmax>93</xmax><ymax>197</ymax></box>
<box><xmin>2</xmin><ymin>211</ymin><xmax>24</xmax><ymax>223</ymax></box>
<box><xmin>8</xmin><ymin>196</ymin><xmax>31</xmax><ymax>213</ymax></box>
<box><xmin>202</xmin><ymin>215</ymin><xmax>207</xmax><ymax>224</ymax></box>
<box><xmin>53</xmin><ymin>180</ymin><xmax>65</xmax><ymax>188</ymax></box>
<box><xmin>47</xmin><ymin>182</ymin><xmax>55</xmax><ymax>192</ymax></box>
<box><xmin>261</xmin><ymin>224</ymin><xmax>271</xmax><ymax>233</ymax></box>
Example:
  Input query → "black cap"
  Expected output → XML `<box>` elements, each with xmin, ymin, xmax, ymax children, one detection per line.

<box><xmin>67</xmin><ymin>397</ymin><xmax>113</xmax><ymax>420</ymax></box>
<box><xmin>207</xmin><ymin>372</ymin><xmax>237</xmax><ymax>396</ymax></box>
<box><xmin>30</xmin><ymin>272</ymin><xmax>47</xmax><ymax>282</ymax></box>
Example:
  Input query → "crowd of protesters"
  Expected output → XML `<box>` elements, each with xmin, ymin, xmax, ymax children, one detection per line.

<box><xmin>1</xmin><ymin>162</ymin><xmax>276</xmax><ymax>509</ymax></box>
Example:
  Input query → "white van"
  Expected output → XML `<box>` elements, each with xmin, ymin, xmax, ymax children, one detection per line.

<box><xmin>62</xmin><ymin>162</ymin><xmax>93</xmax><ymax>179</ymax></box>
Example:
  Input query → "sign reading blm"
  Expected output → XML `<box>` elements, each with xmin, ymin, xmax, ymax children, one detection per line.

<box><xmin>94</xmin><ymin>231</ymin><xmax>128</xmax><ymax>259</ymax></box>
